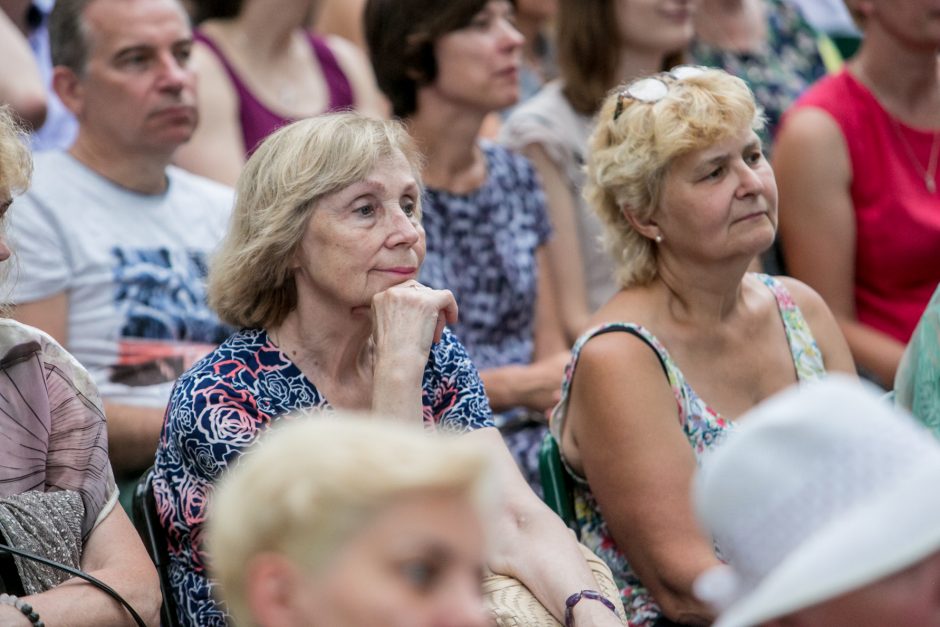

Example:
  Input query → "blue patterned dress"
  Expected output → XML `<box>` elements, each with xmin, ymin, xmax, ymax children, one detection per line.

<box><xmin>153</xmin><ymin>327</ymin><xmax>493</xmax><ymax>626</ymax></box>
<box><xmin>419</xmin><ymin>141</ymin><xmax>552</xmax><ymax>487</ymax></box>
<box><xmin>690</xmin><ymin>0</ymin><xmax>827</xmax><ymax>149</ymax></box>
<box><xmin>550</xmin><ymin>275</ymin><xmax>827</xmax><ymax>626</ymax></box>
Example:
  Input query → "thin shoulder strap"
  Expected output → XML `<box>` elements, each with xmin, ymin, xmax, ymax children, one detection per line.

<box><xmin>549</xmin><ymin>323</ymin><xmax>673</xmax><ymax>482</ymax></box>
<box><xmin>193</xmin><ymin>30</ymin><xmax>245</xmax><ymax>92</ymax></box>
<box><xmin>755</xmin><ymin>273</ymin><xmax>826</xmax><ymax>381</ymax></box>
<box><xmin>306</xmin><ymin>33</ymin><xmax>355</xmax><ymax>110</ymax></box>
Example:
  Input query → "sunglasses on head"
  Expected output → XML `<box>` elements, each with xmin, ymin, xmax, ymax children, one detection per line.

<box><xmin>612</xmin><ymin>65</ymin><xmax>709</xmax><ymax>120</ymax></box>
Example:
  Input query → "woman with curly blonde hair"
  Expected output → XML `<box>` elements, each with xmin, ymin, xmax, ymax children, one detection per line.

<box><xmin>549</xmin><ymin>68</ymin><xmax>855</xmax><ymax>626</ymax></box>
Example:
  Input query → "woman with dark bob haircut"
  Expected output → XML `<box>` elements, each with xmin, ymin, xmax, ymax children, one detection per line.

<box><xmin>153</xmin><ymin>112</ymin><xmax>623</xmax><ymax>626</ymax></box>
<box><xmin>366</xmin><ymin>0</ymin><xmax>572</xmax><ymax>506</ymax></box>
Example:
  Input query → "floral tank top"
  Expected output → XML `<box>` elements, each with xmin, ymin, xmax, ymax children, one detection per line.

<box><xmin>549</xmin><ymin>274</ymin><xmax>826</xmax><ymax>626</ymax></box>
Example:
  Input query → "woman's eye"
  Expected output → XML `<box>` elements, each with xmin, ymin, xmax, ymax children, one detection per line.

<box><xmin>747</xmin><ymin>150</ymin><xmax>764</xmax><ymax>165</ymax></box>
<box><xmin>402</xmin><ymin>561</ymin><xmax>439</xmax><ymax>592</ymax></box>
<box><xmin>402</xmin><ymin>200</ymin><xmax>417</xmax><ymax>217</ymax></box>
<box><xmin>467</xmin><ymin>11</ymin><xmax>492</xmax><ymax>29</ymax></box>
<box><xmin>704</xmin><ymin>166</ymin><xmax>725</xmax><ymax>181</ymax></box>
<box><xmin>355</xmin><ymin>204</ymin><xmax>375</xmax><ymax>217</ymax></box>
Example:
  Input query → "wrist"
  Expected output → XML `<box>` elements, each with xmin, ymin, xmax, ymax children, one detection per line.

<box><xmin>0</xmin><ymin>595</ymin><xmax>41</xmax><ymax>627</ymax></box>
<box><xmin>373</xmin><ymin>354</ymin><xmax>426</xmax><ymax>386</ymax></box>
<box><xmin>565</xmin><ymin>590</ymin><xmax>618</xmax><ymax>627</ymax></box>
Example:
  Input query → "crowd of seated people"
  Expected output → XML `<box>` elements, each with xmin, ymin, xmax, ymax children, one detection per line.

<box><xmin>0</xmin><ymin>0</ymin><xmax>938</xmax><ymax>625</ymax></box>
<box><xmin>0</xmin><ymin>104</ymin><xmax>160</xmax><ymax>627</ymax></box>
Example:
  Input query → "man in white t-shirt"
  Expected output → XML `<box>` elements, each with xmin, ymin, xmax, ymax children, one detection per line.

<box><xmin>8</xmin><ymin>0</ymin><xmax>233</xmax><ymax>477</ymax></box>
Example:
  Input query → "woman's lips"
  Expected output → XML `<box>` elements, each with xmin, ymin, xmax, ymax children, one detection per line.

<box><xmin>376</xmin><ymin>267</ymin><xmax>418</xmax><ymax>275</ymax></box>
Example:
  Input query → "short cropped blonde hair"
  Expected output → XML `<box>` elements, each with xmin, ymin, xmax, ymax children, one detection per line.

<box><xmin>584</xmin><ymin>68</ymin><xmax>764</xmax><ymax>288</ymax></box>
<box><xmin>0</xmin><ymin>106</ymin><xmax>32</xmax><ymax>199</ymax></box>
<box><xmin>0</xmin><ymin>106</ymin><xmax>33</xmax><ymax>304</ymax></box>
<box><xmin>206</xmin><ymin>414</ymin><xmax>494</xmax><ymax>626</ymax></box>
<box><xmin>208</xmin><ymin>113</ymin><xmax>423</xmax><ymax>329</ymax></box>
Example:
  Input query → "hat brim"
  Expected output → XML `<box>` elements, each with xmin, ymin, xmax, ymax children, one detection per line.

<box><xmin>714</xmin><ymin>459</ymin><xmax>940</xmax><ymax>627</ymax></box>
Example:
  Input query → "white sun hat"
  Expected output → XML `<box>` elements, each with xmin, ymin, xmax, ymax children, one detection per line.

<box><xmin>693</xmin><ymin>375</ymin><xmax>940</xmax><ymax>627</ymax></box>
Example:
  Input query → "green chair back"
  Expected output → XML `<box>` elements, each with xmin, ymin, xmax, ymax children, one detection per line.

<box><xmin>538</xmin><ymin>432</ymin><xmax>580</xmax><ymax>538</ymax></box>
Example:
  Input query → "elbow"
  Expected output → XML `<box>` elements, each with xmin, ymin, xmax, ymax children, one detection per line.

<box><xmin>647</xmin><ymin>575</ymin><xmax>713</xmax><ymax>626</ymax></box>
<box><xmin>488</xmin><ymin>493</ymin><xmax>562</xmax><ymax>575</ymax></box>
<box><xmin>657</xmin><ymin>596</ymin><xmax>712</xmax><ymax>626</ymax></box>
<box><xmin>11</xmin><ymin>91</ymin><xmax>47</xmax><ymax>130</ymax></box>
<box><xmin>125</xmin><ymin>563</ymin><xmax>163</xmax><ymax>627</ymax></box>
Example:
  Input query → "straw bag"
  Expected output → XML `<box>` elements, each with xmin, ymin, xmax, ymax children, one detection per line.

<box><xmin>482</xmin><ymin>543</ymin><xmax>626</xmax><ymax>626</ymax></box>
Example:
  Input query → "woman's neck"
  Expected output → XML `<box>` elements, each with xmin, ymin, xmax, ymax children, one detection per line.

<box><xmin>654</xmin><ymin>255</ymin><xmax>754</xmax><ymax>325</ymax></box>
<box><xmin>270</xmin><ymin>297</ymin><xmax>374</xmax><ymax>384</ymax></box>
<box><xmin>850</xmin><ymin>37</ymin><xmax>940</xmax><ymax>125</ymax></box>
<box><xmin>214</xmin><ymin>1</ymin><xmax>308</xmax><ymax>56</ymax></box>
<box><xmin>694</xmin><ymin>0</ymin><xmax>765</xmax><ymax>52</ymax></box>
<box><xmin>616</xmin><ymin>49</ymin><xmax>669</xmax><ymax>84</ymax></box>
<box><xmin>406</xmin><ymin>104</ymin><xmax>487</xmax><ymax>193</ymax></box>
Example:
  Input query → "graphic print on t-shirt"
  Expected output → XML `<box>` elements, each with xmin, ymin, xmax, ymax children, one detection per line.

<box><xmin>110</xmin><ymin>247</ymin><xmax>231</xmax><ymax>387</ymax></box>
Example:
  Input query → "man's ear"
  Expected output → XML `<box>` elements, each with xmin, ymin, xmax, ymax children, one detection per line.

<box><xmin>52</xmin><ymin>66</ymin><xmax>85</xmax><ymax>117</ymax></box>
<box><xmin>621</xmin><ymin>204</ymin><xmax>661</xmax><ymax>243</ymax></box>
<box><xmin>245</xmin><ymin>552</ymin><xmax>305</xmax><ymax>627</ymax></box>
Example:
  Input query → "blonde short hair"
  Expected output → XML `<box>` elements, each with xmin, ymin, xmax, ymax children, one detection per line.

<box><xmin>0</xmin><ymin>106</ymin><xmax>33</xmax><ymax>304</ymax></box>
<box><xmin>584</xmin><ymin>68</ymin><xmax>764</xmax><ymax>288</ymax></box>
<box><xmin>206</xmin><ymin>414</ymin><xmax>494</xmax><ymax>625</ymax></box>
<box><xmin>208</xmin><ymin>113</ymin><xmax>423</xmax><ymax>329</ymax></box>
<box><xmin>0</xmin><ymin>106</ymin><xmax>32</xmax><ymax>199</ymax></box>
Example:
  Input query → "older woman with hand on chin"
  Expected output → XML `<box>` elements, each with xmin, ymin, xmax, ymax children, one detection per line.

<box><xmin>153</xmin><ymin>112</ymin><xmax>625</xmax><ymax>627</ymax></box>
<box><xmin>550</xmin><ymin>68</ymin><xmax>856</xmax><ymax>626</ymax></box>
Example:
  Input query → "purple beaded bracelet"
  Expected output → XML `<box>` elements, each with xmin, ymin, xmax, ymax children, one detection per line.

<box><xmin>564</xmin><ymin>589</ymin><xmax>617</xmax><ymax>626</ymax></box>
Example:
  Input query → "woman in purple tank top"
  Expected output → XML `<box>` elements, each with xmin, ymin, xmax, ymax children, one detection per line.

<box><xmin>173</xmin><ymin>0</ymin><xmax>385</xmax><ymax>186</ymax></box>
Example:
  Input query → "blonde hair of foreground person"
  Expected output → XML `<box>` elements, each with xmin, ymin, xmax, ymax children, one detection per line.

<box><xmin>0</xmin><ymin>105</ymin><xmax>32</xmax><ymax>301</ymax></box>
<box><xmin>0</xmin><ymin>106</ymin><xmax>31</xmax><ymax>197</ymax></box>
<box><xmin>584</xmin><ymin>68</ymin><xmax>765</xmax><ymax>289</ymax></box>
<box><xmin>208</xmin><ymin>112</ymin><xmax>424</xmax><ymax>330</ymax></box>
<box><xmin>206</xmin><ymin>414</ymin><xmax>496</xmax><ymax>626</ymax></box>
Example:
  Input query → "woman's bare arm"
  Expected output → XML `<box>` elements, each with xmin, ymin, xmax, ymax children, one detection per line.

<box><xmin>775</xmin><ymin>107</ymin><xmax>904</xmax><ymax>386</ymax></box>
<box><xmin>173</xmin><ymin>42</ymin><xmax>246</xmax><ymax>186</ymax></box>
<box><xmin>0</xmin><ymin>7</ymin><xmax>46</xmax><ymax>130</ymax></box>
<box><xmin>565</xmin><ymin>332</ymin><xmax>719</xmax><ymax>625</ymax></box>
<box><xmin>479</xmin><ymin>247</ymin><xmax>569</xmax><ymax>413</ymax></box>
<box><xmin>462</xmin><ymin>427</ymin><xmax>624</xmax><ymax>627</ymax></box>
<box><xmin>523</xmin><ymin>144</ymin><xmax>594</xmax><ymax>342</ymax></box>
<box><xmin>325</xmin><ymin>35</ymin><xmax>389</xmax><ymax>118</ymax></box>
<box><xmin>11</xmin><ymin>506</ymin><xmax>162</xmax><ymax>626</ymax></box>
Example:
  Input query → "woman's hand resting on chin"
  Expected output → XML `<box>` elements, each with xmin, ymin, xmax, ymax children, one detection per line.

<box><xmin>370</xmin><ymin>281</ymin><xmax>459</xmax><ymax>422</ymax></box>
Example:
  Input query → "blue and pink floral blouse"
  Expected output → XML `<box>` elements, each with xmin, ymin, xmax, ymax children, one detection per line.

<box><xmin>153</xmin><ymin>327</ymin><xmax>493</xmax><ymax>626</ymax></box>
<box><xmin>550</xmin><ymin>274</ymin><xmax>826</xmax><ymax>626</ymax></box>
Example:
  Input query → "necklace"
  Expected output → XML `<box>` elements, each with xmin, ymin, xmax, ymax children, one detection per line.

<box><xmin>889</xmin><ymin>116</ymin><xmax>940</xmax><ymax>194</ymax></box>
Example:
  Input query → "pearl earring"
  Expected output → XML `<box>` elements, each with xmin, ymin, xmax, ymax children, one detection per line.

<box><xmin>655</xmin><ymin>235</ymin><xmax>663</xmax><ymax>243</ymax></box>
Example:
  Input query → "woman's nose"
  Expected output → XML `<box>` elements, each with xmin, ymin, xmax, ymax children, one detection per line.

<box><xmin>499</xmin><ymin>17</ymin><xmax>525</xmax><ymax>50</ymax></box>
<box><xmin>439</xmin><ymin>582</ymin><xmax>489</xmax><ymax>627</ymax></box>
<box><xmin>386</xmin><ymin>206</ymin><xmax>420</xmax><ymax>247</ymax></box>
<box><xmin>736</xmin><ymin>161</ymin><xmax>766</xmax><ymax>197</ymax></box>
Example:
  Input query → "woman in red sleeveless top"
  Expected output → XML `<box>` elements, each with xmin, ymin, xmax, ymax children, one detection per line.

<box><xmin>774</xmin><ymin>0</ymin><xmax>940</xmax><ymax>388</ymax></box>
